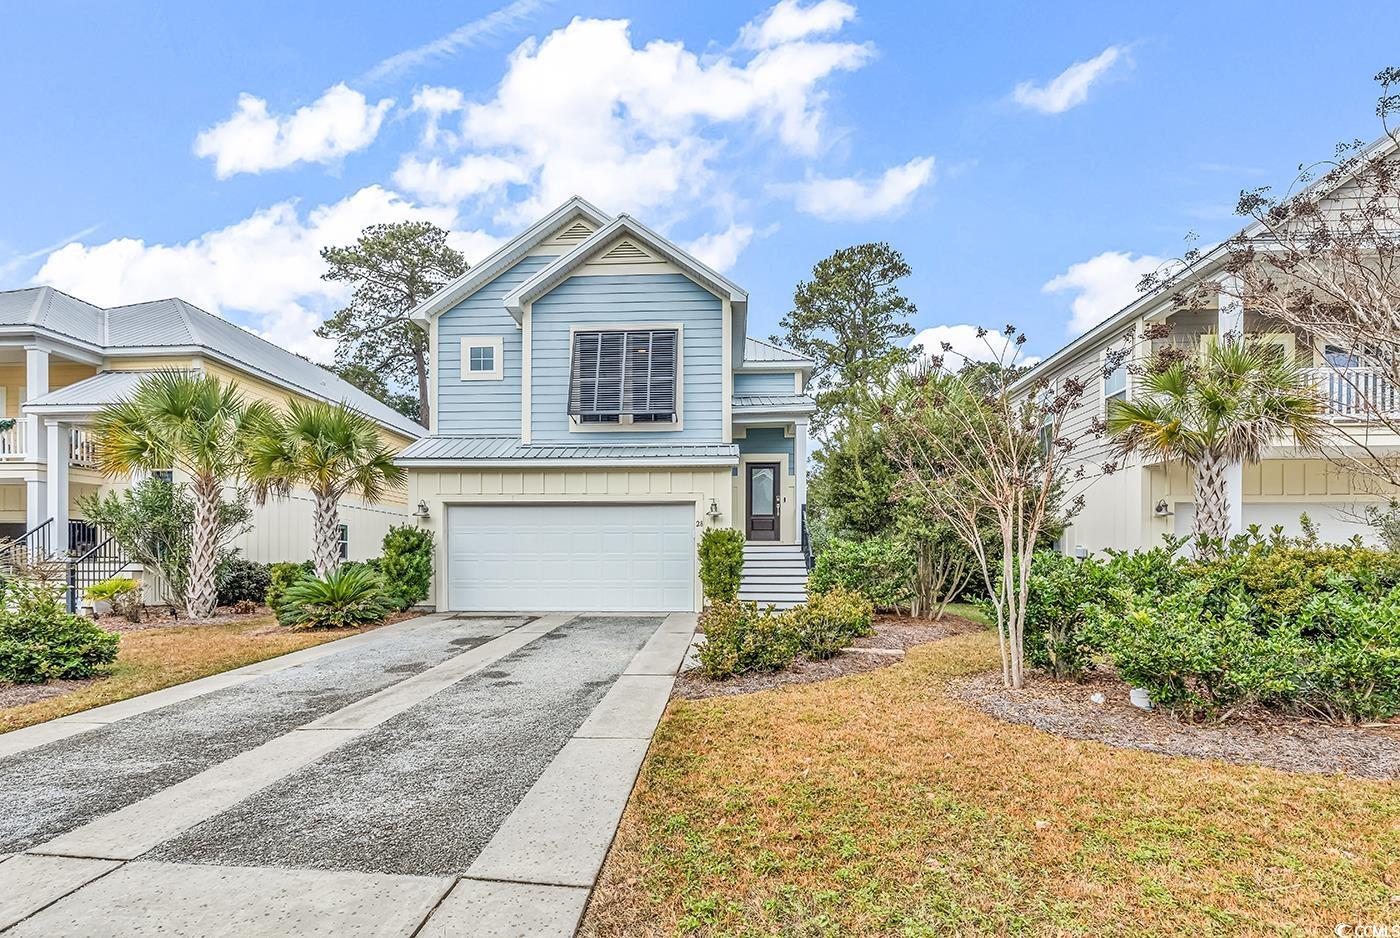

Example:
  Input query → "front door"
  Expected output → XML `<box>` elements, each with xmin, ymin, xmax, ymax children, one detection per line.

<box><xmin>746</xmin><ymin>462</ymin><xmax>780</xmax><ymax>541</ymax></box>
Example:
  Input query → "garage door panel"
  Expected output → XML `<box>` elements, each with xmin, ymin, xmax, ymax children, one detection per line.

<box><xmin>446</xmin><ymin>503</ymin><xmax>695</xmax><ymax>612</ymax></box>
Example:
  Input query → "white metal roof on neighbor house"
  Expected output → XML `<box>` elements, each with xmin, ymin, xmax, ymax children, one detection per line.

<box><xmin>23</xmin><ymin>370</ymin><xmax>160</xmax><ymax>412</ymax></box>
<box><xmin>396</xmin><ymin>435</ymin><xmax>739</xmax><ymax>466</ymax></box>
<box><xmin>0</xmin><ymin>287</ymin><xmax>423</xmax><ymax>439</ymax></box>
<box><xmin>742</xmin><ymin>336</ymin><xmax>813</xmax><ymax>368</ymax></box>
<box><xmin>732</xmin><ymin>393</ymin><xmax>817</xmax><ymax>414</ymax></box>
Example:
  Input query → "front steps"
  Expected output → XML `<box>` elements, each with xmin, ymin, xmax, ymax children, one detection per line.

<box><xmin>738</xmin><ymin>543</ymin><xmax>809</xmax><ymax>610</ymax></box>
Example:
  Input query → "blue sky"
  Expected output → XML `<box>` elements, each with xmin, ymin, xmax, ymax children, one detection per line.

<box><xmin>1</xmin><ymin>0</ymin><xmax>1395</xmax><ymax>373</ymax></box>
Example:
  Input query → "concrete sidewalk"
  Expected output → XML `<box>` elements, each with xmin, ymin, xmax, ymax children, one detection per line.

<box><xmin>0</xmin><ymin>610</ymin><xmax>696</xmax><ymax>937</ymax></box>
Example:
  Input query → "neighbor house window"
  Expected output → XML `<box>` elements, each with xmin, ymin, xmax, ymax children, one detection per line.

<box><xmin>568</xmin><ymin>328</ymin><xmax>679</xmax><ymax>425</ymax></box>
<box><xmin>152</xmin><ymin>469</ymin><xmax>174</xmax><ymax>485</ymax></box>
<box><xmin>338</xmin><ymin>524</ymin><xmax>349</xmax><ymax>561</ymax></box>
<box><xmin>460</xmin><ymin>337</ymin><xmax>503</xmax><ymax>381</ymax></box>
<box><xmin>1103</xmin><ymin>349</ymin><xmax>1128</xmax><ymax>411</ymax></box>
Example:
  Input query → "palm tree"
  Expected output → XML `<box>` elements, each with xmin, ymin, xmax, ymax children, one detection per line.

<box><xmin>243</xmin><ymin>399</ymin><xmax>405</xmax><ymax>577</ymax></box>
<box><xmin>93</xmin><ymin>371</ymin><xmax>269</xmax><ymax>618</ymax></box>
<box><xmin>1107</xmin><ymin>339</ymin><xmax>1327</xmax><ymax>553</ymax></box>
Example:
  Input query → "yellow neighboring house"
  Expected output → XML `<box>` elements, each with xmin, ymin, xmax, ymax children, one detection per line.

<box><xmin>0</xmin><ymin>286</ymin><xmax>423</xmax><ymax>581</ymax></box>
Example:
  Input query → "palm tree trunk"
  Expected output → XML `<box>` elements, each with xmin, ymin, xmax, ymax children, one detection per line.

<box><xmin>1193</xmin><ymin>452</ymin><xmax>1232</xmax><ymax>553</ymax></box>
<box><xmin>188</xmin><ymin>475</ymin><xmax>221</xmax><ymax>619</ymax></box>
<box><xmin>312</xmin><ymin>490</ymin><xmax>341</xmax><ymax>579</ymax></box>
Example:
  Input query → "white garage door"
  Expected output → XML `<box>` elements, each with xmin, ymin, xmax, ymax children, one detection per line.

<box><xmin>445</xmin><ymin>503</ymin><xmax>695</xmax><ymax>612</ymax></box>
<box><xmin>1174</xmin><ymin>500</ymin><xmax>1381</xmax><ymax>545</ymax></box>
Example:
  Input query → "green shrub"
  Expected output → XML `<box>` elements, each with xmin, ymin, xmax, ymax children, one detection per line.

<box><xmin>0</xmin><ymin>581</ymin><xmax>119</xmax><ymax>683</ymax></box>
<box><xmin>1022</xmin><ymin>552</ymin><xmax>1116</xmax><ymax>680</ymax></box>
<box><xmin>696</xmin><ymin>600</ymin><xmax>798</xmax><ymax>678</ymax></box>
<box><xmin>1190</xmin><ymin>542</ymin><xmax>1400</xmax><ymax>625</ymax></box>
<box><xmin>380</xmin><ymin>525</ymin><xmax>434</xmax><ymax>609</ymax></box>
<box><xmin>276</xmin><ymin>566</ymin><xmax>392</xmax><ymax>630</ymax></box>
<box><xmin>84</xmin><ymin>577</ymin><xmax>139</xmax><ymax>602</ymax></box>
<box><xmin>216</xmin><ymin>558</ymin><xmax>272</xmax><ymax>606</ymax></box>
<box><xmin>785</xmin><ymin>586</ymin><xmax>874</xmax><ymax>660</ymax></box>
<box><xmin>1092</xmin><ymin>588</ymin><xmax>1305</xmax><ymax>721</ymax></box>
<box><xmin>808</xmin><ymin>537</ymin><xmax>913</xmax><ymax>610</ymax></box>
<box><xmin>266</xmin><ymin>560</ymin><xmax>314</xmax><ymax>613</ymax></box>
<box><xmin>1292</xmin><ymin>586</ymin><xmax>1400</xmax><ymax>723</ymax></box>
<box><xmin>698</xmin><ymin>528</ymin><xmax>745</xmax><ymax>603</ymax></box>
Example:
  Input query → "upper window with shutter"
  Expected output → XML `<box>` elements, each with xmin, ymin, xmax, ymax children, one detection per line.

<box><xmin>568</xmin><ymin>328</ymin><xmax>680</xmax><ymax>427</ymax></box>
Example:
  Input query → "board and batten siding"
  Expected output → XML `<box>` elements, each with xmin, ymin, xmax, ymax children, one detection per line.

<box><xmin>529</xmin><ymin>273</ymin><xmax>725</xmax><ymax>443</ymax></box>
<box><xmin>436</xmin><ymin>255</ymin><xmax>552</xmax><ymax>435</ymax></box>
<box><xmin>734</xmin><ymin>371</ymin><xmax>798</xmax><ymax>394</ymax></box>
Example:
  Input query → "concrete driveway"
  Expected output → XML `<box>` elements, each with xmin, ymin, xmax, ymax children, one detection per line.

<box><xmin>0</xmin><ymin>611</ymin><xmax>695</xmax><ymax>937</ymax></box>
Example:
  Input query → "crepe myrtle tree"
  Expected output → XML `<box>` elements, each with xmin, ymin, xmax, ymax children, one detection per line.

<box><xmin>885</xmin><ymin>326</ymin><xmax>1115</xmax><ymax>690</ymax></box>
<box><xmin>92</xmin><ymin>371</ymin><xmax>270</xmax><ymax>619</ymax></box>
<box><xmin>1141</xmin><ymin>68</ymin><xmax>1400</xmax><ymax>485</ymax></box>
<box><xmin>243</xmin><ymin>399</ymin><xmax>405</xmax><ymax>578</ymax></box>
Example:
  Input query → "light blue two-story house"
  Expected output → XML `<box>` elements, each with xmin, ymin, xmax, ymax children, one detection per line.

<box><xmin>398</xmin><ymin>197</ymin><xmax>816</xmax><ymax>613</ymax></box>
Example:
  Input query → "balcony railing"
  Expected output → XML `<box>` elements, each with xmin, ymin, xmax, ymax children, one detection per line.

<box><xmin>69</xmin><ymin>426</ymin><xmax>99</xmax><ymax>468</ymax></box>
<box><xmin>0</xmin><ymin>420</ymin><xmax>103</xmax><ymax>466</ymax></box>
<box><xmin>0</xmin><ymin>421</ymin><xmax>23</xmax><ymax>460</ymax></box>
<box><xmin>1305</xmin><ymin>367</ymin><xmax>1400</xmax><ymax>421</ymax></box>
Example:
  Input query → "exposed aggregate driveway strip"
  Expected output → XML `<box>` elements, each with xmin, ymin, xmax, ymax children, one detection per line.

<box><xmin>0</xmin><ymin>615</ymin><xmax>532</xmax><ymax>854</ymax></box>
<box><xmin>148</xmin><ymin>615</ymin><xmax>663</xmax><ymax>877</ymax></box>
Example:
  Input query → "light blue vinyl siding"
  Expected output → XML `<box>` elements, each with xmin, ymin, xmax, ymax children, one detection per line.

<box><xmin>436</xmin><ymin>256</ymin><xmax>551</xmax><ymax>434</ymax></box>
<box><xmin>735</xmin><ymin>371</ymin><xmax>797</xmax><ymax>394</ymax></box>
<box><xmin>530</xmin><ymin>273</ymin><xmax>724</xmax><ymax>442</ymax></box>
<box><xmin>737</xmin><ymin>426</ymin><xmax>795</xmax><ymax>475</ymax></box>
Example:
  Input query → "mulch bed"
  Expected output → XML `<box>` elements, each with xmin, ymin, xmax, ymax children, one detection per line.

<box><xmin>674</xmin><ymin>612</ymin><xmax>985</xmax><ymax>700</ymax></box>
<box><xmin>94</xmin><ymin>606</ymin><xmax>274</xmax><ymax>634</ymax></box>
<box><xmin>954</xmin><ymin>668</ymin><xmax>1400</xmax><ymax>780</ymax></box>
<box><xmin>0</xmin><ymin>678</ymin><xmax>99</xmax><ymax>710</ymax></box>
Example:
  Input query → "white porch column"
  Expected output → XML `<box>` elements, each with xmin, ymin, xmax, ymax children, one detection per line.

<box><xmin>24</xmin><ymin>346</ymin><xmax>49</xmax><ymax>463</ymax></box>
<box><xmin>25</xmin><ymin>478</ymin><xmax>46</xmax><ymax>531</ymax></box>
<box><xmin>1218</xmin><ymin>276</ymin><xmax>1244</xmax><ymax>537</ymax></box>
<box><xmin>794</xmin><ymin>418</ymin><xmax>809</xmax><ymax>511</ymax></box>
<box><xmin>45</xmin><ymin>419</ymin><xmax>70</xmax><ymax>554</ymax></box>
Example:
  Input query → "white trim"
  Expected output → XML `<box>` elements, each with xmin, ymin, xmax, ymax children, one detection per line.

<box><xmin>565</xmin><ymin>322</ymin><xmax>685</xmax><ymax>434</ymax></box>
<box><xmin>407</xmin><ymin>197</ymin><xmax>611</xmax><ymax>325</ymax></box>
<box><xmin>521</xmin><ymin>301</ymin><xmax>533</xmax><ymax>444</ymax></box>
<box><xmin>504</xmin><ymin>215</ymin><xmax>747</xmax><ymax>322</ymax></box>
<box><xmin>737</xmin><ymin>452</ymin><xmax>795</xmax><ymax>544</ymax></box>
<box><xmin>397</xmin><ymin>455</ymin><xmax>738</xmax><ymax>469</ymax></box>
<box><xmin>427</xmin><ymin>317</ymin><xmax>439</xmax><ymax>434</ymax></box>
<box><xmin>721</xmin><ymin>299</ymin><xmax>733</xmax><ymax>444</ymax></box>
<box><xmin>460</xmin><ymin>336</ymin><xmax>504</xmax><ymax>381</ymax></box>
<box><xmin>1100</xmin><ymin>339</ymin><xmax>1131</xmax><ymax>417</ymax></box>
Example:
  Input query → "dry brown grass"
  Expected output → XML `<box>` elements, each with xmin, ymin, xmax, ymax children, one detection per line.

<box><xmin>0</xmin><ymin>616</ymin><xmax>370</xmax><ymax>734</ymax></box>
<box><xmin>582</xmin><ymin>630</ymin><xmax>1400</xmax><ymax>937</ymax></box>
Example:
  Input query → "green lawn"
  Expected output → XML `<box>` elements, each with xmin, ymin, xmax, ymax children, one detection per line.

<box><xmin>581</xmin><ymin>629</ymin><xmax>1397</xmax><ymax>937</ymax></box>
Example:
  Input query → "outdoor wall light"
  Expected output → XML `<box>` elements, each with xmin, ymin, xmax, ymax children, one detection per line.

<box><xmin>414</xmin><ymin>499</ymin><xmax>430</xmax><ymax>519</ymax></box>
<box><xmin>706</xmin><ymin>497</ymin><xmax>722</xmax><ymax>520</ymax></box>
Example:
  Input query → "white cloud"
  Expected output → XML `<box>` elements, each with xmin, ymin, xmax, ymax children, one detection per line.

<box><xmin>448</xmin><ymin>16</ymin><xmax>872</xmax><ymax>224</ymax></box>
<box><xmin>361</xmin><ymin>0</ymin><xmax>553</xmax><ymax>84</ymax></box>
<box><xmin>194</xmin><ymin>83</ymin><xmax>394</xmax><ymax>178</ymax></box>
<box><xmin>1012</xmin><ymin>45</ymin><xmax>1127</xmax><ymax>115</ymax></box>
<box><xmin>738</xmin><ymin>0</ymin><xmax>857</xmax><ymax>50</ymax></box>
<box><xmin>1043</xmin><ymin>250</ymin><xmax>1165</xmax><ymax>335</ymax></box>
<box><xmin>685</xmin><ymin>223</ymin><xmax>756</xmax><ymax>272</ymax></box>
<box><xmin>32</xmin><ymin>187</ymin><xmax>471</xmax><ymax>361</ymax></box>
<box><xmin>409</xmin><ymin>86</ymin><xmax>466</xmax><ymax>147</ymax></box>
<box><xmin>393</xmin><ymin>154</ymin><xmax>529</xmax><ymax>205</ymax></box>
<box><xmin>910</xmin><ymin>325</ymin><xmax>1037</xmax><ymax>370</ymax></box>
<box><xmin>779</xmin><ymin>155</ymin><xmax>934</xmax><ymax>221</ymax></box>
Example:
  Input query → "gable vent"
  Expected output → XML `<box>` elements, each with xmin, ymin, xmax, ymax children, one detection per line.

<box><xmin>556</xmin><ymin>221</ymin><xmax>595</xmax><ymax>242</ymax></box>
<box><xmin>602</xmin><ymin>239</ymin><xmax>650</xmax><ymax>261</ymax></box>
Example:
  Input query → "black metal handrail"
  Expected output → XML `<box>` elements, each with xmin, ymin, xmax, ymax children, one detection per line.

<box><xmin>65</xmin><ymin>527</ymin><xmax>132</xmax><ymax>613</ymax></box>
<box><xmin>799</xmin><ymin>502</ymin><xmax>814</xmax><ymax>571</ymax></box>
<box><xmin>1</xmin><ymin>517</ymin><xmax>53</xmax><ymax>573</ymax></box>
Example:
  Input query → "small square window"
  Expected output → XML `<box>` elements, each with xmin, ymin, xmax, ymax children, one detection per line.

<box><xmin>469</xmin><ymin>346</ymin><xmax>494</xmax><ymax>372</ymax></box>
<box><xmin>460</xmin><ymin>337</ymin><xmax>503</xmax><ymax>381</ymax></box>
<box><xmin>338</xmin><ymin>524</ymin><xmax>349</xmax><ymax>561</ymax></box>
<box><xmin>153</xmin><ymin>469</ymin><xmax>174</xmax><ymax>485</ymax></box>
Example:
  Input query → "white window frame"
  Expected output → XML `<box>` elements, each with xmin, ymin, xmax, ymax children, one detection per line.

<box><xmin>338</xmin><ymin>523</ymin><xmax>349</xmax><ymax>561</ymax></box>
<box><xmin>1101</xmin><ymin>343</ymin><xmax>1130</xmax><ymax>416</ymax></box>
<box><xmin>460</xmin><ymin>336</ymin><xmax>504</xmax><ymax>381</ymax></box>
<box><xmin>566</xmin><ymin>322</ymin><xmax>685</xmax><ymax>433</ymax></box>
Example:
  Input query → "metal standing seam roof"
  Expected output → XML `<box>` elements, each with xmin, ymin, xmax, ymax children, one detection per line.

<box><xmin>0</xmin><ymin>287</ymin><xmax>423</xmax><ymax>439</ymax></box>
<box><xmin>732</xmin><ymin>393</ymin><xmax>817</xmax><ymax>412</ymax></box>
<box><xmin>742</xmin><ymin>336</ymin><xmax>813</xmax><ymax>366</ymax></box>
<box><xmin>397</xmin><ymin>436</ymin><xmax>739</xmax><ymax>464</ymax></box>
<box><xmin>23</xmin><ymin>370</ymin><xmax>162</xmax><ymax>410</ymax></box>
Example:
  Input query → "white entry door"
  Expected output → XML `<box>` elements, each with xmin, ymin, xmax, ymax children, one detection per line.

<box><xmin>445</xmin><ymin>503</ymin><xmax>695</xmax><ymax>612</ymax></box>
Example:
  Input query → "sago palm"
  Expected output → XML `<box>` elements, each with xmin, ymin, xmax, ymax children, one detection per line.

<box><xmin>243</xmin><ymin>399</ymin><xmax>405</xmax><ymax>577</ymax></box>
<box><xmin>1106</xmin><ymin>339</ymin><xmax>1326</xmax><ymax>552</ymax></box>
<box><xmin>92</xmin><ymin>371</ymin><xmax>269</xmax><ymax>618</ymax></box>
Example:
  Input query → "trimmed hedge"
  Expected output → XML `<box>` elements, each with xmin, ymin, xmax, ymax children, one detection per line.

<box><xmin>696</xmin><ymin>587</ymin><xmax>875</xmax><ymax>678</ymax></box>
<box><xmin>808</xmin><ymin>537</ymin><xmax>912</xmax><ymax>610</ymax></box>
<box><xmin>698</xmin><ymin>528</ymin><xmax>745</xmax><ymax>603</ymax></box>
